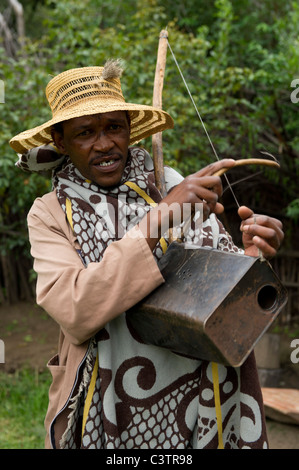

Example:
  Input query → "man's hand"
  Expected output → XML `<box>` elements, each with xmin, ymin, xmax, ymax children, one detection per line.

<box><xmin>162</xmin><ymin>159</ymin><xmax>236</xmax><ymax>221</ymax></box>
<box><xmin>139</xmin><ymin>159</ymin><xmax>235</xmax><ymax>251</ymax></box>
<box><xmin>238</xmin><ymin>206</ymin><xmax>284</xmax><ymax>259</ymax></box>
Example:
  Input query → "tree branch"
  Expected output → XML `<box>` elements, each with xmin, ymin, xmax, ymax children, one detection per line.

<box><xmin>0</xmin><ymin>11</ymin><xmax>16</xmax><ymax>56</ymax></box>
<box><xmin>8</xmin><ymin>0</ymin><xmax>25</xmax><ymax>46</ymax></box>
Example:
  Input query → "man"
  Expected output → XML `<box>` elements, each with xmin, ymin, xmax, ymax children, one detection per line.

<box><xmin>10</xmin><ymin>60</ymin><xmax>283</xmax><ymax>449</ymax></box>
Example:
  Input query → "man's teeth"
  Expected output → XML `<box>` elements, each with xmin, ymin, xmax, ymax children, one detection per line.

<box><xmin>98</xmin><ymin>160</ymin><xmax>115</xmax><ymax>167</ymax></box>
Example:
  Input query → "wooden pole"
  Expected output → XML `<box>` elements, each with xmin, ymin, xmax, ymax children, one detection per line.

<box><xmin>152</xmin><ymin>29</ymin><xmax>168</xmax><ymax>198</ymax></box>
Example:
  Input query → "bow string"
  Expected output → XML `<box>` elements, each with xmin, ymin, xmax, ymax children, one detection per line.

<box><xmin>152</xmin><ymin>30</ymin><xmax>280</xmax><ymax>210</ymax></box>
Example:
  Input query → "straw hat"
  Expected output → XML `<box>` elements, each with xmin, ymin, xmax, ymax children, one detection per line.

<box><xmin>9</xmin><ymin>60</ymin><xmax>174</xmax><ymax>154</ymax></box>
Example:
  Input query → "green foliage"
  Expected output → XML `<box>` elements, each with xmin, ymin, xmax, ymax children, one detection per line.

<box><xmin>0</xmin><ymin>0</ymin><xmax>299</xmax><ymax>272</ymax></box>
<box><xmin>286</xmin><ymin>199</ymin><xmax>299</xmax><ymax>223</ymax></box>
<box><xmin>0</xmin><ymin>368</ymin><xmax>51</xmax><ymax>448</ymax></box>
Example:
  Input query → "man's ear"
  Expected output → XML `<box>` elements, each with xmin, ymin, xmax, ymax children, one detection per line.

<box><xmin>51</xmin><ymin>128</ymin><xmax>66</xmax><ymax>154</ymax></box>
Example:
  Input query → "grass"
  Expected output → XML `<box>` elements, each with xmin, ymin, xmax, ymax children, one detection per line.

<box><xmin>0</xmin><ymin>368</ymin><xmax>51</xmax><ymax>449</ymax></box>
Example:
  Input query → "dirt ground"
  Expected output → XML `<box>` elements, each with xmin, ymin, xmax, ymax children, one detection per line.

<box><xmin>0</xmin><ymin>301</ymin><xmax>299</xmax><ymax>449</ymax></box>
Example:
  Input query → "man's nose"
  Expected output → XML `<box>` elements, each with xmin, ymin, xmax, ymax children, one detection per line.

<box><xmin>93</xmin><ymin>131</ymin><xmax>114</xmax><ymax>152</ymax></box>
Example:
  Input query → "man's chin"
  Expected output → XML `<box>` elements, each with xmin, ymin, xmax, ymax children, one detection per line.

<box><xmin>93</xmin><ymin>174</ymin><xmax>123</xmax><ymax>188</ymax></box>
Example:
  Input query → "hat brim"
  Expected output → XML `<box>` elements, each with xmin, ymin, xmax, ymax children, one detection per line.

<box><xmin>9</xmin><ymin>101</ymin><xmax>174</xmax><ymax>154</ymax></box>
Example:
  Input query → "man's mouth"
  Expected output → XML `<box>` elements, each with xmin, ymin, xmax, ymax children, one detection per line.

<box><xmin>98</xmin><ymin>159</ymin><xmax>117</xmax><ymax>167</ymax></box>
<box><xmin>92</xmin><ymin>156</ymin><xmax>121</xmax><ymax>172</ymax></box>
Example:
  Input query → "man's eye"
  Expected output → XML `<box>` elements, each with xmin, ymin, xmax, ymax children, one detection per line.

<box><xmin>78</xmin><ymin>130</ymin><xmax>91</xmax><ymax>137</ymax></box>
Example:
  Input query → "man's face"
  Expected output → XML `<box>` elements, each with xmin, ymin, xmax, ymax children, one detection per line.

<box><xmin>52</xmin><ymin>111</ymin><xmax>131</xmax><ymax>187</ymax></box>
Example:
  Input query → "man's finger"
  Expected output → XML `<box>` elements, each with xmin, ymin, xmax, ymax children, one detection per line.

<box><xmin>195</xmin><ymin>159</ymin><xmax>235</xmax><ymax>177</ymax></box>
<box><xmin>238</xmin><ymin>205</ymin><xmax>254</xmax><ymax>221</ymax></box>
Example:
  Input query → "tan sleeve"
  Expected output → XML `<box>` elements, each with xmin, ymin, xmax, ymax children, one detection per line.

<box><xmin>27</xmin><ymin>192</ymin><xmax>164</xmax><ymax>345</ymax></box>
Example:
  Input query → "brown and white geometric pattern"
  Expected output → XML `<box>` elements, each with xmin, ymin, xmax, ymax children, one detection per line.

<box><xmin>19</xmin><ymin>143</ymin><xmax>267</xmax><ymax>449</ymax></box>
<box><xmin>52</xmin><ymin>147</ymin><xmax>266</xmax><ymax>450</ymax></box>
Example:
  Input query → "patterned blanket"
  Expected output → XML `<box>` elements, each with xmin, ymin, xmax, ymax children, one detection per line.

<box><xmin>17</xmin><ymin>145</ymin><xmax>268</xmax><ymax>448</ymax></box>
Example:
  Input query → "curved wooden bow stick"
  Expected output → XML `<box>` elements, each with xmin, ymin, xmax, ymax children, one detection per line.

<box><xmin>213</xmin><ymin>158</ymin><xmax>280</xmax><ymax>176</ymax></box>
<box><xmin>152</xmin><ymin>30</ymin><xmax>280</xmax><ymax>208</ymax></box>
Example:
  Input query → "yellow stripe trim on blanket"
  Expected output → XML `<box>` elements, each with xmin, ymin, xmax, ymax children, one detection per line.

<box><xmin>65</xmin><ymin>198</ymin><xmax>73</xmax><ymax>231</ymax></box>
<box><xmin>124</xmin><ymin>181</ymin><xmax>167</xmax><ymax>253</ymax></box>
<box><xmin>82</xmin><ymin>352</ymin><xmax>99</xmax><ymax>439</ymax></box>
<box><xmin>211</xmin><ymin>362</ymin><xmax>224</xmax><ymax>449</ymax></box>
<box><xmin>125</xmin><ymin>181</ymin><xmax>158</xmax><ymax>207</ymax></box>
